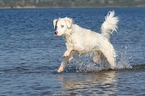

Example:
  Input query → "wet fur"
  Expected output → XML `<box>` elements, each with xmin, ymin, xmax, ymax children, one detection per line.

<box><xmin>53</xmin><ymin>11</ymin><xmax>119</xmax><ymax>73</ymax></box>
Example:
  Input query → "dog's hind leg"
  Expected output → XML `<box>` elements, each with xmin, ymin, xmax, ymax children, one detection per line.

<box><xmin>100</xmin><ymin>49</ymin><xmax>116</xmax><ymax>69</ymax></box>
<box><xmin>93</xmin><ymin>51</ymin><xmax>103</xmax><ymax>63</ymax></box>
<box><xmin>57</xmin><ymin>51</ymin><xmax>75</xmax><ymax>73</ymax></box>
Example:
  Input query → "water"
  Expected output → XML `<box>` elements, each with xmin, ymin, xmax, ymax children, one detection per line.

<box><xmin>0</xmin><ymin>8</ymin><xmax>145</xmax><ymax>96</ymax></box>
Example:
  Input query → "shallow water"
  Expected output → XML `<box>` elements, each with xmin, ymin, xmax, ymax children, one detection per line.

<box><xmin>0</xmin><ymin>8</ymin><xmax>145</xmax><ymax>96</ymax></box>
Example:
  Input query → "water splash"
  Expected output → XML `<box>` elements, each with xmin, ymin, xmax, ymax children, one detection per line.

<box><xmin>67</xmin><ymin>54</ymin><xmax>109</xmax><ymax>73</ymax></box>
<box><xmin>116</xmin><ymin>46</ymin><xmax>132</xmax><ymax>69</ymax></box>
<box><xmin>66</xmin><ymin>46</ymin><xmax>132</xmax><ymax>73</ymax></box>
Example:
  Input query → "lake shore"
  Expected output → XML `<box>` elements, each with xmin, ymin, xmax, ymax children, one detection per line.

<box><xmin>0</xmin><ymin>5</ymin><xmax>145</xmax><ymax>9</ymax></box>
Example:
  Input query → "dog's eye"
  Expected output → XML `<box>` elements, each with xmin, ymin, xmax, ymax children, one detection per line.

<box><xmin>61</xmin><ymin>25</ymin><xmax>64</xmax><ymax>28</ymax></box>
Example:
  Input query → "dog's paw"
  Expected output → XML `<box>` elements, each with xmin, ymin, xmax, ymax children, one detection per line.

<box><xmin>57</xmin><ymin>68</ymin><xmax>63</xmax><ymax>73</ymax></box>
<box><xmin>63</xmin><ymin>52</ymin><xmax>69</xmax><ymax>57</ymax></box>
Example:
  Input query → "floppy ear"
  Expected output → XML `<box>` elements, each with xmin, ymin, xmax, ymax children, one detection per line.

<box><xmin>64</xmin><ymin>17</ymin><xmax>73</xmax><ymax>29</ymax></box>
<box><xmin>53</xmin><ymin>19</ymin><xmax>58</xmax><ymax>29</ymax></box>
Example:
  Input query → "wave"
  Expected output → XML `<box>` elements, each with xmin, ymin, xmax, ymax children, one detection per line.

<box><xmin>0</xmin><ymin>63</ymin><xmax>144</xmax><ymax>74</ymax></box>
<box><xmin>0</xmin><ymin>65</ymin><xmax>56</xmax><ymax>74</ymax></box>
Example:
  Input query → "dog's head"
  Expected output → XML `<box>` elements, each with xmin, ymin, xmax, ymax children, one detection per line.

<box><xmin>53</xmin><ymin>17</ymin><xmax>73</xmax><ymax>36</ymax></box>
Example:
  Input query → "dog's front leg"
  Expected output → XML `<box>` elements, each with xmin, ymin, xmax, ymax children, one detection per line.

<box><xmin>58</xmin><ymin>51</ymin><xmax>75</xmax><ymax>73</ymax></box>
<box><xmin>57</xmin><ymin>58</ymin><xmax>68</xmax><ymax>73</ymax></box>
<box><xmin>63</xmin><ymin>47</ymin><xmax>73</xmax><ymax>57</ymax></box>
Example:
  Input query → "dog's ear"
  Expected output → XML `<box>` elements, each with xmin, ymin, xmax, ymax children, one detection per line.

<box><xmin>53</xmin><ymin>19</ymin><xmax>58</xmax><ymax>29</ymax></box>
<box><xmin>64</xmin><ymin>17</ymin><xmax>73</xmax><ymax>29</ymax></box>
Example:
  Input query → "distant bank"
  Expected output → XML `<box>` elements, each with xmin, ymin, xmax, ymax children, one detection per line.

<box><xmin>0</xmin><ymin>5</ymin><xmax>145</xmax><ymax>9</ymax></box>
<box><xmin>0</xmin><ymin>0</ymin><xmax>145</xmax><ymax>9</ymax></box>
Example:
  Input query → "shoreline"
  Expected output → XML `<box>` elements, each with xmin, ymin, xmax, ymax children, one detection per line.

<box><xmin>0</xmin><ymin>5</ymin><xmax>145</xmax><ymax>9</ymax></box>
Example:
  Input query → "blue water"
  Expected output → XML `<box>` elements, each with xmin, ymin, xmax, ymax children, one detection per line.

<box><xmin>0</xmin><ymin>8</ymin><xmax>145</xmax><ymax>96</ymax></box>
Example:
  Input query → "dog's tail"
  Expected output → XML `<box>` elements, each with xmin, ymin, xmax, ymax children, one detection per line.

<box><xmin>101</xmin><ymin>11</ymin><xmax>119</xmax><ymax>39</ymax></box>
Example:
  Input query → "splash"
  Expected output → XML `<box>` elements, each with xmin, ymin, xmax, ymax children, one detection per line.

<box><xmin>116</xmin><ymin>46</ymin><xmax>132</xmax><ymax>69</ymax></box>
<box><xmin>66</xmin><ymin>46</ymin><xmax>132</xmax><ymax>73</ymax></box>
<box><xmin>67</xmin><ymin>54</ymin><xmax>111</xmax><ymax>73</ymax></box>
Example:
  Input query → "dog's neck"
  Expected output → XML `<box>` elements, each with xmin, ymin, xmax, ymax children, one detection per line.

<box><xmin>63</xmin><ymin>27</ymin><xmax>74</xmax><ymax>41</ymax></box>
<box><xmin>63</xmin><ymin>32</ymin><xmax>72</xmax><ymax>41</ymax></box>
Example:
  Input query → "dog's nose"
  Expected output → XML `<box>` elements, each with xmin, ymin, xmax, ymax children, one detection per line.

<box><xmin>55</xmin><ymin>31</ymin><xmax>58</xmax><ymax>35</ymax></box>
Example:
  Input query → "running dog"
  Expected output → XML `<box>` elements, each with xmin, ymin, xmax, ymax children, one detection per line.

<box><xmin>53</xmin><ymin>11</ymin><xmax>119</xmax><ymax>73</ymax></box>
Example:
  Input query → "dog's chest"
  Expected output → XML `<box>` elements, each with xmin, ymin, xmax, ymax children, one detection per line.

<box><xmin>65</xmin><ymin>38</ymin><xmax>75</xmax><ymax>47</ymax></box>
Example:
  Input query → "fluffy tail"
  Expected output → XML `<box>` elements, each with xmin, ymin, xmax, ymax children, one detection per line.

<box><xmin>101</xmin><ymin>11</ymin><xmax>119</xmax><ymax>39</ymax></box>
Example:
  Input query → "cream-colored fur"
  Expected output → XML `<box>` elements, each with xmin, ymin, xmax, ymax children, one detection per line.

<box><xmin>53</xmin><ymin>11</ymin><xmax>119</xmax><ymax>73</ymax></box>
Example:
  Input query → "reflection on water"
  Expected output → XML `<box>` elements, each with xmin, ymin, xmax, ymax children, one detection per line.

<box><xmin>56</xmin><ymin>71</ymin><xmax>117</xmax><ymax>95</ymax></box>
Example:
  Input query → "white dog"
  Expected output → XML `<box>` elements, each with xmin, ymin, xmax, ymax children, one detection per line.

<box><xmin>53</xmin><ymin>11</ymin><xmax>119</xmax><ymax>73</ymax></box>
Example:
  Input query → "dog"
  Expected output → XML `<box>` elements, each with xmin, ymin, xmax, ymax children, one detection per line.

<box><xmin>53</xmin><ymin>11</ymin><xmax>119</xmax><ymax>73</ymax></box>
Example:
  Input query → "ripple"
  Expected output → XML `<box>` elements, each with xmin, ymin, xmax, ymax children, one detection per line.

<box><xmin>0</xmin><ymin>65</ymin><xmax>56</xmax><ymax>74</ymax></box>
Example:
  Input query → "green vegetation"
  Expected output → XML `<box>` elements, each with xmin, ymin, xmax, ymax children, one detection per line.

<box><xmin>0</xmin><ymin>0</ymin><xmax>145</xmax><ymax>8</ymax></box>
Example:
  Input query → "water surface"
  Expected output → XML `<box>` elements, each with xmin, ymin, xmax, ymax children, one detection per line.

<box><xmin>0</xmin><ymin>8</ymin><xmax>145</xmax><ymax>96</ymax></box>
